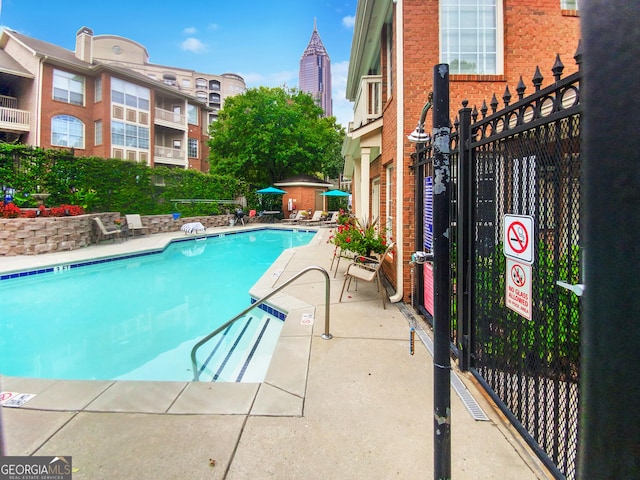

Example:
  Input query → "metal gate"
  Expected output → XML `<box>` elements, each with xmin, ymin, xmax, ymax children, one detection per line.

<box><xmin>454</xmin><ymin>56</ymin><xmax>583</xmax><ymax>479</ymax></box>
<box><xmin>412</xmin><ymin>54</ymin><xmax>583</xmax><ymax>479</ymax></box>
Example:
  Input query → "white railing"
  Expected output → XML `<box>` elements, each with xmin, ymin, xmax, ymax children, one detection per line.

<box><xmin>154</xmin><ymin>107</ymin><xmax>186</xmax><ymax>129</ymax></box>
<box><xmin>0</xmin><ymin>106</ymin><xmax>30</xmax><ymax>131</ymax></box>
<box><xmin>0</xmin><ymin>95</ymin><xmax>18</xmax><ymax>109</ymax></box>
<box><xmin>351</xmin><ymin>75</ymin><xmax>382</xmax><ymax>131</ymax></box>
<box><xmin>154</xmin><ymin>146</ymin><xmax>186</xmax><ymax>166</ymax></box>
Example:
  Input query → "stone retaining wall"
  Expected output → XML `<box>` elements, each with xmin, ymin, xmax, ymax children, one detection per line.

<box><xmin>0</xmin><ymin>213</ymin><xmax>259</xmax><ymax>256</ymax></box>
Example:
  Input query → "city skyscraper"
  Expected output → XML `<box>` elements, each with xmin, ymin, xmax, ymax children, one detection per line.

<box><xmin>299</xmin><ymin>19</ymin><xmax>332</xmax><ymax>117</ymax></box>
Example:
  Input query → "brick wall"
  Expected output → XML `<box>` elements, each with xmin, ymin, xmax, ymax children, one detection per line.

<box><xmin>391</xmin><ymin>0</ymin><xmax>581</xmax><ymax>300</ymax></box>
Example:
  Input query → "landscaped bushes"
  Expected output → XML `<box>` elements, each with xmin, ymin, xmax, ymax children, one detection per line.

<box><xmin>0</xmin><ymin>144</ymin><xmax>250</xmax><ymax>215</ymax></box>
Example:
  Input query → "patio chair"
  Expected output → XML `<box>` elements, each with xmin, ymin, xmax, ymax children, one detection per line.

<box><xmin>93</xmin><ymin>217</ymin><xmax>123</xmax><ymax>243</ymax></box>
<box><xmin>281</xmin><ymin>210</ymin><xmax>306</xmax><ymax>225</ymax></box>
<box><xmin>299</xmin><ymin>210</ymin><xmax>323</xmax><ymax>226</ymax></box>
<box><xmin>331</xmin><ymin>245</ymin><xmax>357</xmax><ymax>278</ymax></box>
<box><xmin>125</xmin><ymin>214</ymin><xmax>148</xmax><ymax>236</ymax></box>
<box><xmin>338</xmin><ymin>242</ymin><xmax>395</xmax><ymax>309</ymax></box>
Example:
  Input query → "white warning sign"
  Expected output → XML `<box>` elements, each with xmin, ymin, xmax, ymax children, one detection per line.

<box><xmin>505</xmin><ymin>258</ymin><xmax>532</xmax><ymax>320</ymax></box>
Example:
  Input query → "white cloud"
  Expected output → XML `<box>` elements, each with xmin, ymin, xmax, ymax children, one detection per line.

<box><xmin>183</xmin><ymin>27</ymin><xmax>197</xmax><ymax>35</ymax></box>
<box><xmin>180</xmin><ymin>38</ymin><xmax>207</xmax><ymax>54</ymax></box>
<box><xmin>207</xmin><ymin>23</ymin><xmax>219</xmax><ymax>30</ymax></box>
<box><xmin>342</xmin><ymin>15</ymin><xmax>356</xmax><ymax>28</ymax></box>
<box><xmin>240</xmin><ymin>70</ymin><xmax>297</xmax><ymax>89</ymax></box>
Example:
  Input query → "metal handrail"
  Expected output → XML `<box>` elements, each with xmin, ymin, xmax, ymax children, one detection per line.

<box><xmin>190</xmin><ymin>266</ymin><xmax>332</xmax><ymax>381</ymax></box>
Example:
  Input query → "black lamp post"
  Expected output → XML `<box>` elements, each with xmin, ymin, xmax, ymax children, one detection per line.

<box><xmin>408</xmin><ymin>66</ymin><xmax>451</xmax><ymax>480</ymax></box>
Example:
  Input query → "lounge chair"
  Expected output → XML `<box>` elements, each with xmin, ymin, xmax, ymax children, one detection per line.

<box><xmin>320</xmin><ymin>211</ymin><xmax>339</xmax><ymax>227</ymax></box>
<box><xmin>281</xmin><ymin>210</ymin><xmax>306</xmax><ymax>225</ymax></box>
<box><xmin>338</xmin><ymin>242</ymin><xmax>395</xmax><ymax>309</ymax></box>
<box><xmin>124</xmin><ymin>214</ymin><xmax>148</xmax><ymax>236</ymax></box>
<box><xmin>299</xmin><ymin>210</ymin><xmax>323</xmax><ymax>226</ymax></box>
<box><xmin>181</xmin><ymin>222</ymin><xmax>206</xmax><ymax>234</ymax></box>
<box><xmin>93</xmin><ymin>217</ymin><xmax>123</xmax><ymax>243</ymax></box>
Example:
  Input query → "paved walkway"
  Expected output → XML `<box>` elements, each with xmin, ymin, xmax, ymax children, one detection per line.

<box><xmin>0</xmin><ymin>225</ymin><xmax>550</xmax><ymax>479</ymax></box>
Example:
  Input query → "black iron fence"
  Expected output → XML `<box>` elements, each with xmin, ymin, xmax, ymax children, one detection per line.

<box><xmin>414</xmin><ymin>51</ymin><xmax>583</xmax><ymax>479</ymax></box>
<box><xmin>459</xmin><ymin>54</ymin><xmax>582</xmax><ymax>479</ymax></box>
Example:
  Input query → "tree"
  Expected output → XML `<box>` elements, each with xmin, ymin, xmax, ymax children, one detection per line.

<box><xmin>208</xmin><ymin>86</ymin><xmax>344</xmax><ymax>186</ymax></box>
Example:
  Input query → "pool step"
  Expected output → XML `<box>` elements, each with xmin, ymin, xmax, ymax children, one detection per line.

<box><xmin>197</xmin><ymin>313</ymin><xmax>283</xmax><ymax>382</ymax></box>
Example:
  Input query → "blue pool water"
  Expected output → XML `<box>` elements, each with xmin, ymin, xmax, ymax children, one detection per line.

<box><xmin>0</xmin><ymin>228</ymin><xmax>316</xmax><ymax>381</ymax></box>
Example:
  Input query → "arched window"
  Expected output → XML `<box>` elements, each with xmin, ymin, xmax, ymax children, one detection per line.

<box><xmin>51</xmin><ymin>115</ymin><xmax>84</xmax><ymax>148</ymax></box>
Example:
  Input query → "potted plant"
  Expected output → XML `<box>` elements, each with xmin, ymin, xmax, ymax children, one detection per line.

<box><xmin>329</xmin><ymin>216</ymin><xmax>388</xmax><ymax>258</ymax></box>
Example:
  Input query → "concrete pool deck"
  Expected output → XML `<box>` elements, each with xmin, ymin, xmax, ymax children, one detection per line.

<box><xmin>0</xmin><ymin>225</ymin><xmax>551</xmax><ymax>479</ymax></box>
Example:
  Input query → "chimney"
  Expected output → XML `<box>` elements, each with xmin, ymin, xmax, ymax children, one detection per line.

<box><xmin>75</xmin><ymin>26</ymin><xmax>94</xmax><ymax>63</ymax></box>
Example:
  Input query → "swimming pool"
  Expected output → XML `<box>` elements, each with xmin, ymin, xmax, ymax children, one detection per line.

<box><xmin>0</xmin><ymin>228</ymin><xmax>316</xmax><ymax>382</ymax></box>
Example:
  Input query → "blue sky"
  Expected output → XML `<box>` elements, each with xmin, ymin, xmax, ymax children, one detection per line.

<box><xmin>0</xmin><ymin>0</ymin><xmax>356</xmax><ymax>127</ymax></box>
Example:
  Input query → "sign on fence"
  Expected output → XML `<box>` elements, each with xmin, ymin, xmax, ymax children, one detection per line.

<box><xmin>503</xmin><ymin>214</ymin><xmax>534</xmax><ymax>264</ymax></box>
<box><xmin>505</xmin><ymin>258</ymin><xmax>532</xmax><ymax>320</ymax></box>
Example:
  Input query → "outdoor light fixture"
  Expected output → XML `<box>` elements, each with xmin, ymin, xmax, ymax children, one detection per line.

<box><xmin>407</xmin><ymin>92</ymin><xmax>433</xmax><ymax>143</ymax></box>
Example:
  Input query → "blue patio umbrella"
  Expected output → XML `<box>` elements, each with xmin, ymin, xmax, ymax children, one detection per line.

<box><xmin>256</xmin><ymin>186</ymin><xmax>287</xmax><ymax>194</ymax></box>
<box><xmin>320</xmin><ymin>189</ymin><xmax>350</xmax><ymax>197</ymax></box>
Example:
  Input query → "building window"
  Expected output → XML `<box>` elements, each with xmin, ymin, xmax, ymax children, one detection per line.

<box><xmin>440</xmin><ymin>0</ymin><xmax>503</xmax><ymax>75</ymax></box>
<box><xmin>111</xmin><ymin>121</ymin><xmax>149</xmax><ymax>149</ymax></box>
<box><xmin>561</xmin><ymin>0</ymin><xmax>578</xmax><ymax>9</ymax></box>
<box><xmin>52</xmin><ymin>115</ymin><xmax>84</xmax><ymax>148</ymax></box>
<box><xmin>111</xmin><ymin>78</ymin><xmax>150</xmax><ymax>111</ymax></box>
<box><xmin>196</xmin><ymin>78</ymin><xmax>207</xmax><ymax>89</ymax></box>
<box><xmin>95</xmin><ymin>78</ymin><xmax>102</xmax><ymax>103</ymax></box>
<box><xmin>95</xmin><ymin>120</ymin><xmax>102</xmax><ymax>145</ymax></box>
<box><xmin>53</xmin><ymin>69</ymin><xmax>85</xmax><ymax>105</ymax></box>
<box><xmin>182</xmin><ymin>78</ymin><xmax>191</xmax><ymax>88</ymax></box>
<box><xmin>187</xmin><ymin>104</ymin><xmax>198</xmax><ymax>125</ymax></box>
<box><xmin>188</xmin><ymin>138</ymin><xmax>198</xmax><ymax>158</ymax></box>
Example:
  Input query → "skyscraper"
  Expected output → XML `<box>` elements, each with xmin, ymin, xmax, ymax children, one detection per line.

<box><xmin>299</xmin><ymin>19</ymin><xmax>332</xmax><ymax>117</ymax></box>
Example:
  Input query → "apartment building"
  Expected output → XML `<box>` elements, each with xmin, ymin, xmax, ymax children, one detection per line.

<box><xmin>342</xmin><ymin>0</ymin><xmax>581</xmax><ymax>301</ymax></box>
<box><xmin>0</xmin><ymin>26</ymin><xmax>245</xmax><ymax>172</ymax></box>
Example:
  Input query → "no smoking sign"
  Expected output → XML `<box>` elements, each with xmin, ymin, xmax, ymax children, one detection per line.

<box><xmin>503</xmin><ymin>214</ymin><xmax>534</xmax><ymax>264</ymax></box>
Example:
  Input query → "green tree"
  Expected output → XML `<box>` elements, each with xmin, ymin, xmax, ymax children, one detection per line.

<box><xmin>208</xmin><ymin>86</ymin><xmax>344</xmax><ymax>185</ymax></box>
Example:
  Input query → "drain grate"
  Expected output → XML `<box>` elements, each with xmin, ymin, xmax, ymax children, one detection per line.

<box><xmin>399</xmin><ymin>304</ymin><xmax>489</xmax><ymax>421</ymax></box>
<box><xmin>450</xmin><ymin>370</ymin><xmax>489</xmax><ymax>421</ymax></box>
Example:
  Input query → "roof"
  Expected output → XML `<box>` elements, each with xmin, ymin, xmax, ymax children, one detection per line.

<box><xmin>275</xmin><ymin>174</ymin><xmax>332</xmax><ymax>187</ymax></box>
<box><xmin>0</xmin><ymin>49</ymin><xmax>33</xmax><ymax>78</ymax></box>
<box><xmin>1</xmin><ymin>28</ymin><xmax>208</xmax><ymax>106</ymax></box>
<box><xmin>301</xmin><ymin>21</ymin><xmax>329</xmax><ymax>60</ymax></box>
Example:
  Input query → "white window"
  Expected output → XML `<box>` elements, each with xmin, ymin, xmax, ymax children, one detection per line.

<box><xmin>95</xmin><ymin>78</ymin><xmax>102</xmax><ymax>103</ymax></box>
<box><xmin>182</xmin><ymin>78</ymin><xmax>191</xmax><ymax>88</ymax></box>
<box><xmin>188</xmin><ymin>138</ymin><xmax>198</xmax><ymax>158</ymax></box>
<box><xmin>53</xmin><ymin>69</ymin><xmax>85</xmax><ymax>105</ymax></box>
<box><xmin>440</xmin><ymin>0</ymin><xmax>503</xmax><ymax>75</ymax></box>
<box><xmin>187</xmin><ymin>104</ymin><xmax>198</xmax><ymax>125</ymax></box>
<box><xmin>52</xmin><ymin>115</ymin><xmax>84</xmax><ymax>148</ymax></box>
<box><xmin>561</xmin><ymin>0</ymin><xmax>578</xmax><ymax>9</ymax></box>
<box><xmin>111</xmin><ymin>78</ymin><xmax>150</xmax><ymax>111</ymax></box>
<box><xmin>95</xmin><ymin>120</ymin><xmax>102</xmax><ymax>145</ymax></box>
<box><xmin>111</xmin><ymin>121</ymin><xmax>149</xmax><ymax>149</ymax></box>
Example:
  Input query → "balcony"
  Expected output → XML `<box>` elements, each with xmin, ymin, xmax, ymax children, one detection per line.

<box><xmin>154</xmin><ymin>145</ymin><xmax>187</xmax><ymax>167</ymax></box>
<box><xmin>351</xmin><ymin>75</ymin><xmax>382</xmax><ymax>132</ymax></box>
<box><xmin>154</xmin><ymin>107</ymin><xmax>186</xmax><ymax>131</ymax></box>
<box><xmin>0</xmin><ymin>95</ymin><xmax>30</xmax><ymax>132</ymax></box>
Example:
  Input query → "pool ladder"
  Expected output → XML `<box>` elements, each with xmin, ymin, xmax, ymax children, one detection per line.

<box><xmin>190</xmin><ymin>266</ymin><xmax>332</xmax><ymax>381</ymax></box>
